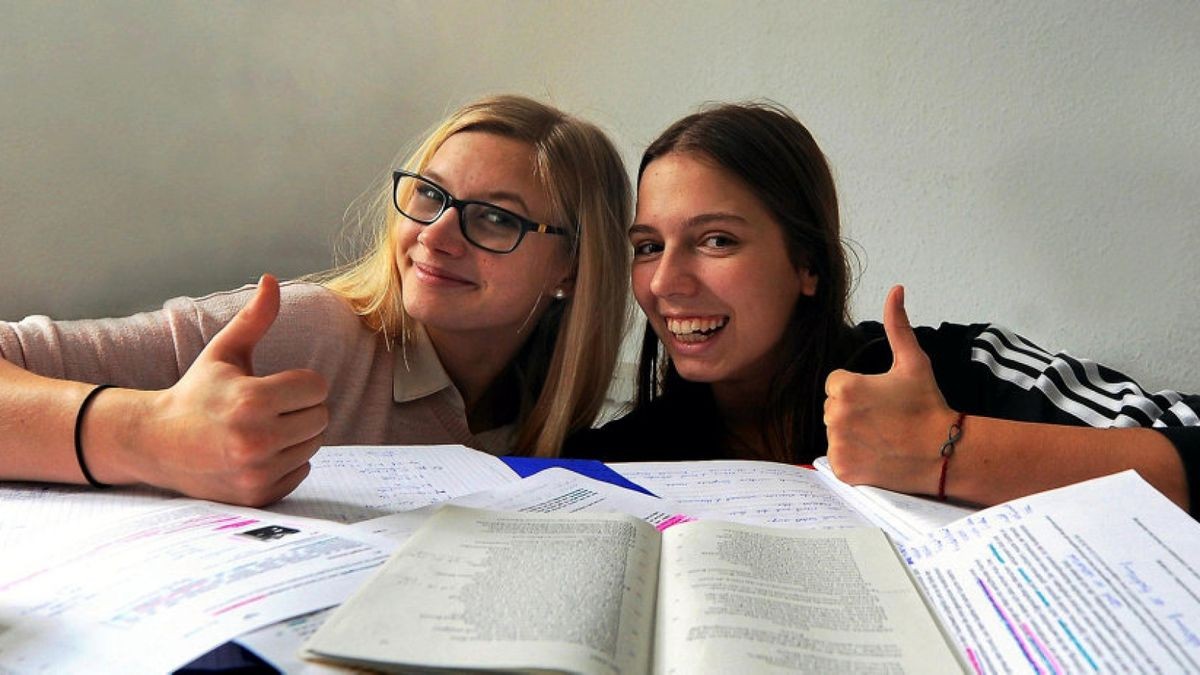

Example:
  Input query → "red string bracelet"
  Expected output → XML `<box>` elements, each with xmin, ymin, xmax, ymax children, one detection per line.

<box><xmin>936</xmin><ymin>412</ymin><xmax>965</xmax><ymax>501</ymax></box>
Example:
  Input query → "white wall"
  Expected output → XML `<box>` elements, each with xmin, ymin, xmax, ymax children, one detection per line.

<box><xmin>2</xmin><ymin>1</ymin><xmax>1197</xmax><ymax>391</ymax></box>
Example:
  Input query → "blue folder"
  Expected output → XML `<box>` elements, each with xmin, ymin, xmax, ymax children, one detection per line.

<box><xmin>499</xmin><ymin>456</ymin><xmax>656</xmax><ymax>496</ymax></box>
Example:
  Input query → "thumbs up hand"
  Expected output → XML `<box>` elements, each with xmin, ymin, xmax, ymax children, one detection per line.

<box><xmin>824</xmin><ymin>285</ymin><xmax>958</xmax><ymax>495</ymax></box>
<box><xmin>200</xmin><ymin>271</ymin><xmax>284</xmax><ymax>376</ymax></box>
<box><xmin>133</xmin><ymin>275</ymin><xmax>329</xmax><ymax>506</ymax></box>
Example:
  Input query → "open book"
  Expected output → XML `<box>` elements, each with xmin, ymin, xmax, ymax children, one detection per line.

<box><xmin>303</xmin><ymin>505</ymin><xmax>963</xmax><ymax>674</ymax></box>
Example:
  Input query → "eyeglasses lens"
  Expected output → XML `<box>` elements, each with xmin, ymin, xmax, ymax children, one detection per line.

<box><xmin>462</xmin><ymin>204</ymin><xmax>523</xmax><ymax>252</ymax></box>
<box><xmin>396</xmin><ymin>176</ymin><xmax>445</xmax><ymax>222</ymax></box>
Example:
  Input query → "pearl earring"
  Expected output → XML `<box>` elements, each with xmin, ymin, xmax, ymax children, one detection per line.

<box><xmin>552</xmin><ymin>288</ymin><xmax>566</xmax><ymax>300</ymax></box>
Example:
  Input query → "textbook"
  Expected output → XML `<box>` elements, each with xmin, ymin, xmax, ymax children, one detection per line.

<box><xmin>303</xmin><ymin>505</ymin><xmax>964</xmax><ymax>674</ymax></box>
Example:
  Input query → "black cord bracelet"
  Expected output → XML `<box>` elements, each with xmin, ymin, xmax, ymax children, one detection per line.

<box><xmin>74</xmin><ymin>384</ymin><xmax>116</xmax><ymax>489</ymax></box>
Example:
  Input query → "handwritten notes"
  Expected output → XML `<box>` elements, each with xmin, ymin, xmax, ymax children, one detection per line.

<box><xmin>264</xmin><ymin>444</ymin><xmax>520</xmax><ymax>522</ymax></box>
<box><xmin>609</xmin><ymin>460</ymin><xmax>870</xmax><ymax>530</ymax></box>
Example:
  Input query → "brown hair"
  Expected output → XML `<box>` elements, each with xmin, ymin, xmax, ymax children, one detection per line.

<box><xmin>635</xmin><ymin>102</ymin><xmax>852</xmax><ymax>462</ymax></box>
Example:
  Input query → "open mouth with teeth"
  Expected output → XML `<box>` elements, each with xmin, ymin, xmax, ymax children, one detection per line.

<box><xmin>666</xmin><ymin>316</ymin><xmax>729</xmax><ymax>343</ymax></box>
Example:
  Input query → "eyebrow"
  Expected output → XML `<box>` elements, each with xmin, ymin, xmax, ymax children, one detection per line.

<box><xmin>423</xmin><ymin>168</ymin><xmax>532</xmax><ymax>215</ymax></box>
<box><xmin>628</xmin><ymin>211</ymin><xmax>750</xmax><ymax>236</ymax></box>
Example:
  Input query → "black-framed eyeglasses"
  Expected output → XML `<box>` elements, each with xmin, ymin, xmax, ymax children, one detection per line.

<box><xmin>392</xmin><ymin>170</ymin><xmax>570</xmax><ymax>254</ymax></box>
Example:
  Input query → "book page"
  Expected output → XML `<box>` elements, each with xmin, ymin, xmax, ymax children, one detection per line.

<box><xmin>812</xmin><ymin>455</ymin><xmax>977</xmax><ymax>543</ymax></box>
<box><xmin>904</xmin><ymin>470</ymin><xmax>1200</xmax><ymax>673</ymax></box>
<box><xmin>609</xmin><ymin>460</ymin><xmax>871</xmax><ymax>529</ymax></box>
<box><xmin>305</xmin><ymin>505</ymin><xmax>662</xmax><ymax>675</ymax></box>
<box><xmin>654</xmin><ymin>521</ymin><xmax>963</xmax><ymax>674</ymax></box>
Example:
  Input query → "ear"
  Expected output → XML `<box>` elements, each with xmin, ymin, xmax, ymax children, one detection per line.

<box><xmin>798</xmin><ymin>267</ymin><xmax>818</xmax><ymax>297</ymax></box>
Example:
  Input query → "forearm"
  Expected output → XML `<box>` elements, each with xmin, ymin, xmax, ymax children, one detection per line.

<box><xmin>0</xmin><ymin>279</ymin><xmax>330</xmax><ymax>505</ymax></box>
<box><xmin>0</xmin><ymin>358</ymin><xmax>144</xmax><ymax>485</ymax></box>
<box><xmin>944</xmin><ymin>416</ymin><xmax>1189</xmax><ymax>511</ymax></box>
<box><xmin>1</xmin><ymin>348</ymin><xmax>325</xmax><ymax>505</ymax></box>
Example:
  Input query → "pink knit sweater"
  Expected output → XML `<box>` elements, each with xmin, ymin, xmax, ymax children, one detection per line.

<box><xmin>0</xmin><ymin>282</ymin><xmax>513</xmax><ymax>454</ymax></box>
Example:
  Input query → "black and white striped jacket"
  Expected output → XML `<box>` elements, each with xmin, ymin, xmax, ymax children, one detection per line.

<box><xmin>853</xmin><ymin>321</ymin><xmax>1200</xmax><ymax>511</ymax></box>
<box><xmin>853</xmin><ymin>322</ymin><xmax>1200</xmax><ymax>428</ymax></box>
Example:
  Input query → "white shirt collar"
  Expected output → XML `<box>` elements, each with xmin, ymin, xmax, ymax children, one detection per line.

<box><xmin>392</xmin><ymin>322</ymin><xmax>456</xmax><ymax>403</ymax></box>
<box><xmin>391</xmin><ymin>322</ymin><xmax>519</xmax><ymax>452</ymax></box>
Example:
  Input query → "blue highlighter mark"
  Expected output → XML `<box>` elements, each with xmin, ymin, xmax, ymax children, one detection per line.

<box><xmin>1018</xmin><ymin>567</ymin><xmax>1051</xmax><ymax>607</ymax></box>
<box><xmin>1058</xmin><ymin>619</ymin><xmax>1098</xmax><ymax>671</ymax></box>
<box><xmin>1022</xmin><ymin>623</ymin><xmax>1064</xmax><ymax>675</ymax></box>
<box><xmin>990</xmin><ymin>543</ymin><xmax>1006</xmax><ymax>563</ymax></box>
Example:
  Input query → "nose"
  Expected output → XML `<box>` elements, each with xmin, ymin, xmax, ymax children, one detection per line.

<box><xmin>415</xmin><ymin>206</ymin><xmax>468</xmax><ymax>256</ymax></box>
<box><xmin>648</xmin><ymin>247</ymin><xmax>696</xmax><ymax>299</ymax></box>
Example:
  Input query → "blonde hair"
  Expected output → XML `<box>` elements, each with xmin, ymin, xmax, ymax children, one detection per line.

<box><xmin>317</xmin><ymin>95</ymin><xmax>631</xmax><ymax>456</ymax></box>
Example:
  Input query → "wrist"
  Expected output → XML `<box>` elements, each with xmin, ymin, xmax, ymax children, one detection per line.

<box><xmin>935</xmin><ymin>411</ymin><xmax>966</xmax><ymax>500</ymax></box>
<box><xmin>81</xmin><ymin>387</ymin><xmax>155</xmax><ymax>487</ymax></box>
<box><xmin>75</xmin><ymin>385</ymin><xmax>116</xmax><ymax>487</ymax></box>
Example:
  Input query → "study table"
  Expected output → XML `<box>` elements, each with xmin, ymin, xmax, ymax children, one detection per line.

<box><xmin>3</xmin><ymin>445</ymin><xmax>1199</xmax><ymax>673</ymax></box>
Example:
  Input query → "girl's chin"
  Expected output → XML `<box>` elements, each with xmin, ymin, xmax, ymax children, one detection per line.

<box><xmin>668</xmin><ymin>358</ymin><xmax>725</xmax><ymax>384</ymax></box>
<box><xmin>400</xmin><ymin>295</ymin><xmax>441</xmax><ymax>327</ymax></box>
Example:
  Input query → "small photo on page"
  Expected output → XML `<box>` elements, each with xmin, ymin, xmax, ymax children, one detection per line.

<box><xmin>239</xmin><ymin>525</ymin><xmax>301</xmax><ymax>542</ymax></box>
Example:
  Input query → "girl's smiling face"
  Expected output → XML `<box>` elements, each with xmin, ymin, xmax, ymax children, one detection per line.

<box><xmin>630</xmin><ymin>151</ymin><xmax>817</xmax><ymax>401</ymax></box>
<box><xmin>396</xmin><ymin>131</ymin><xmax>574</xmax><ymax>343</ymax></box>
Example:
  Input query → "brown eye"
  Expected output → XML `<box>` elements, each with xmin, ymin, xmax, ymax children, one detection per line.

<box><xmin>701</xmin><ymin>234</ymin><xmax>736</xmax><ymax>248</ymax></box>
<box><xmin>632</xmin><ymin>241</ymin><xmax>662</xmax><ymax>257</ymax></box>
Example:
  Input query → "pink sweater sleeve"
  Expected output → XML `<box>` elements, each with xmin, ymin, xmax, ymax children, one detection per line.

<box><xmin>0</xmin><ymin>282</ymin><xmax>368</xmax><ymax>390</ymax></box>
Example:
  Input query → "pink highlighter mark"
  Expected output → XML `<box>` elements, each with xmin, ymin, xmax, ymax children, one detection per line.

<box><xmin>215</xmin><ymin>519</ymin><xmax>259</xmax><ymax>531</ymax></box>
<box><xmin>1022</xmin><ymin>623</ymin><xmax>1062</xmax><ymax>675</ymax></box>
<box><xmin>966</xmin><ymin>647</ymin><xmax>983</xmax><ymax>674</ymax></box>
<box><xmin>213</xmin><ymin>593</ymin><xmax>267</xmax><ymax>616</ymax></box>
<box><xmin>656</xmin><ymin>514</ymin><xmax>695</xmax><ymax>531</ymax></box>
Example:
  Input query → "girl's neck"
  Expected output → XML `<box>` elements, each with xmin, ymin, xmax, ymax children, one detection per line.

<box><xmin>426</xmin><ymin>327</ymin><xmax>525</xmax><ymax>432</ymax></box>
<box><xmin>711</xmin><ymin>379</ymin><xmax>768</xmax><ymax>422</ymax></box>
<box><xmin>723</xmin><ymin>424</ymin><xmax>768</xmax><ymax>459</ymax></box>
<box><xmin>711</xmin><ymin>381</ymin><xmax>771</xmax><ymax>459</ymax></box>
<box><xmin>464</xmin><ymin>369</ymin><xmax>520</xmax><ymax>433</ymax></box>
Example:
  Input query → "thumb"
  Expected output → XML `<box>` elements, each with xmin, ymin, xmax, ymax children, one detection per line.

<box><xmin>882</xmin><ymin>284</ymin><xmax>924</xmax><ymax>373</ymax></box>
<box><xmin>201</xmin><ymin>274</ymin><xmax>280</xmax><ymax>375</ymax></box>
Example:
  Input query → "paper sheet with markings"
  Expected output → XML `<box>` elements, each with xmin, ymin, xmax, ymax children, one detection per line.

<box><xmin>0</xmin><ymin>444</ymin><xmax>518</xmax><ymax>549</ymax></box>
<box><xmin>0</xmin><ymin>481</ymin><xmax>176</xmax><ymax>548</ymax></box>
<box><xmin>609</xmin><ymin>459</ymin><xmax>871</xmax><ymax>530</ymax></box>
<box><xmin>0</xmin><ymin>500</ymin><xmax>394</xmax><ymax>674</ymax></box>
<box><xmin>902</xmin><ymin>470</ymin><xmax>1200</xmax><ymax>674</ymax></box>
<box><xmin>264</xmin><ymin>444</ymin><xmax>520</xmax><ymax>522</ymax></box>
